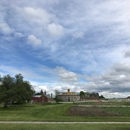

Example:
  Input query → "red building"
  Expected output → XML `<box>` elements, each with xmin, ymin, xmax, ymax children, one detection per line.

<box><xmin>31</xmin><ymin>95</ymin><xmax>54</xmax><ymax>103</ymax></box>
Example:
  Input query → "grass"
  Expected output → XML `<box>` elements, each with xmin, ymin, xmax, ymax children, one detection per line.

<box><xmin>0</xmin><ymin>124</ymin><xmax>130</xmax><ymax>130</ymax></box>
<box><xmin>78</xmin><ymin>101</ymin><xmax>130</xmax><ymax>106</ymax></box>
<box><xmin>0</xmin><ymin>102</ymin><xmax>130</xmax><ymax>122</ymax></box>
<box><xmin>103</xmin><ymin>107</ymin><xmax>130</xmax><ymax>116</ymax></box>
<box><xmin>0</xmin><ymin>102</ymin><xmax>130</xmax><ymax>130</ymax></box>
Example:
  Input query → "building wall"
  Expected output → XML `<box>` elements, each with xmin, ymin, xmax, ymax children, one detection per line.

<box><xmin>80</xmin><ymin>97</ymin><xmax>99</xmax><ymax>100</ymax></box>
<box><xmin>32</xmin><ymin>95</ymin><xmax>53</xmax><ymax>103</ymax></box>
<box><xmin>57</xmin><ymin>95</ymin><xmax>80</xmax><ymax>101</ymax></box>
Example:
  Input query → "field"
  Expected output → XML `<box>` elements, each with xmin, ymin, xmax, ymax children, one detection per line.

<box><xmin>0</xmin><ymin>102</ymin><xmax>130</xmax><ymax>129</ymax></box>
<box><xmin>0</xmin><ymin>101</ymin><xmax>130</xmax><ymax>122</ymax></box>
<box><xmin>67</xmin><ymin>101</ymin><xmax>130</xmax><ymax>117</ymax></box>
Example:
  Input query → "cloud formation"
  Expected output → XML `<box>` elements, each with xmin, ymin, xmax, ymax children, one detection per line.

<box><xmin>0</xmin><ymin>22</ymin><xmax>13</xmax><ymax>35</ymax></box>
<box><xmin>54</xmin><ymin>67</ymin><xmax>78</xmax><ymax>83</ymax></box>
<box><xmin>23</xmin><ymin>7</ymin><xmax>51</xmax><ymax>25</ymax></box>
<box><xmin>80</xmin><ymin>62</ymin><xmax>130</xmax><ymax>96</ymax></box>
<box><xmin>47</xmin><ymin>23</ymin><xmax>64</xmax><ymax>37</ymax></box>
<box><xmin>28</xmin><ymin>35</ymin><xmax>42</xmax><ymax>47</ymax></box>
<box><xmin>0</xmin><ymin>0</ymin><xmax>130</xmax><ymax>98</ymax></box>
<box><xmin>124</xmin><ymin>49</ymin><xmax>130</xmax><ymax>58</ymax></box>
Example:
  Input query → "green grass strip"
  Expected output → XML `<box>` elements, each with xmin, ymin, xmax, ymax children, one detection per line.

<box><xmin>0</xmin><ymin>124</ymin><xmax>130</xmax><ymax>130</ymax></box>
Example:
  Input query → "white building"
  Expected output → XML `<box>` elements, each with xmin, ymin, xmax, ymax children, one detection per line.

<box><xmin>57</xmin><ymin>89</ymin><xmax>80</xmax><ymax>102</ymax></box>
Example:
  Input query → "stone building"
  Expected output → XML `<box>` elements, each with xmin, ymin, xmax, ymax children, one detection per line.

<box><xmin>57</xmin><ymin>89</ymin><xmax>80</xmax><ymax>102</ymax></box>
<box><xmin>80</xmin><ymin>92</ymin><xmax>99</xmax><ymax>100</ymax></box>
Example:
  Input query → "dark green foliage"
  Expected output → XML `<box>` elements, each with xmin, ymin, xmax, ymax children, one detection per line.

<box><xmin>44</xmin><ymin>90</ymin><xmax>47</xmax><ymax>95</ymax></box>
<box><xmin>35</xmin><ymin>92</ymin><xmax>41</xmax><ymax>95</ymax></box>
<box><xmin>40</xmin><ymin>89</ymin><xmax>44</xmax><ymax>95</ymax></box>
<box><xmin>0</xmin><ymin>74</ymin><xmax>35</xmax><ymax>108</ymax></box>
<box><xmin>79</xmin><ymin>91</ymin><xmax>85</xmax><ymax>97</ymax></box>
<box><xmin>51</xmin><ymin>93</ymin><xmax>53</xmax><ymax>98</ymax></box>
<box><xmin>99</xmin><ymin>95</ymin><xmax>105</xmax><ymax>99</ymax></box>
<box><xmin>54</xmin><ymin>95</ymin><xmax>63</xmax><ymax>102</ymax></box>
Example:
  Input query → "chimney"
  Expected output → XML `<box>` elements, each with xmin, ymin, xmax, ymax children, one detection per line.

<box><xmin>68</xmin><ymin>89</ymin><xmax>70</xmax><ymax>92</ymax></box>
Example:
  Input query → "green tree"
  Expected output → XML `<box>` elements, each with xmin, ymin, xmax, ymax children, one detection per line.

<box><xmin>99</xmin><ymin>95</ymin><xmax>105</xmax><ymax>99</ymax></box>
<box><xmin>51</xmin><ymin>93</ymin><xmax>53</xmax><ymax>98</ymax></box>
<box><xmin>55</xmin><ymin>90</ymin><xmax>59</xmax><ymax>95</ymax></box>
<box><xmin>40</xmin><ymin>90</ymin><xmax>44</xmax><ymax>95</ymax></box>
<box><xmin>44</xmin><ymin>90</ymin><xmax>46</xmax><ymax>95</ymax></box>
<box><xmin>0</xmin><ymin>74</ymin><xmax>15</xmax><ymax>108</ymax></box>
<box><xmin>35</xmin><ymin>92</ymin><xmax>41</xmax><ymax>95</ymax></box>
<box><xmin>54</xmin><ymin>90</ymin><xmax>61</xmax><ymax>103</ymax></box>
<box><xmin>79</xmin><ymin>91</ymin><xmax>85</xmax><ymax>97</ymax></box>
<box><xmin>54</xmin><ymin>95</ymin><xmax>63</xmax><ymax>103</ymax></box>
<box><xmin>0</xmin><ymin>74</ymin><xmax>35</xmax><ymax>108</ymax></box>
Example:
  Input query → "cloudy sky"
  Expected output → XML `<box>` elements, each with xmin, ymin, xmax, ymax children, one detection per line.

<box><xmin>0</xmin><ymin>0</ymin><xmax>130</xmax><ymax>98</ymax></box>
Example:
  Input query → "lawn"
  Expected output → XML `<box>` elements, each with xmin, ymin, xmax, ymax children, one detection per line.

<box><xmin>0</xmin><ymin>124</ymin><xmax>130</xmax><ymax>130</ymax></box>
<box><xmin>0</xmin><ymin>102</ymin><xmax>130</xmax><ymax>122</ymax></box>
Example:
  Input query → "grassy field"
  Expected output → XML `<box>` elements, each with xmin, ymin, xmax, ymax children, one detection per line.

<box><xmin>76</xmin><ymin>101</ymin><xmax>130</xmax><ymax>106</ymax></box>
<box><xmin>103</xmin><ymin>107</ymin><xmax>130</xmax><ymax>116</ymax></box>
<box><xmin>0</xmin><ymin>124</ymin><xmax>130</xmax><ymax>130</ymax></box>
<box><xmin>0</xmin><ymin>102</ymin><xmax>130</xmax><ymax>122</ymax></box>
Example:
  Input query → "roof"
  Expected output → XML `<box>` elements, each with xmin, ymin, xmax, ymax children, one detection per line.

<box><xmin>33</xmin><ymin>95</ymin><xmax>42</xmax><ymax>98</ymax></box>
<box><xmin>33</xmin><ymin>94</ymin><xmax>52</xmax><ymax>99</ymax></box>
<box><xmin>62</xmin><ymin>92</ymin><xmax>76</xmax><ymax>95</ymax></box>
<box><xmin>57</xmin><ymin>94</ymin><xmax>80</xmax><ymax>96</ymax></box>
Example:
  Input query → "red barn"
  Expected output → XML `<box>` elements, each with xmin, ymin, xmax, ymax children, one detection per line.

<box><xmin>31</xmin><ymin>95</ymin><xmax>54</xmax><ymax>103</ymax></box>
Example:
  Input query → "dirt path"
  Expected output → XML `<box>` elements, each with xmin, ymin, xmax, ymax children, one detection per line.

<box><xmin>0</xmin><ymin>121</ymin><xmax>130</xmax><ymax>124</ymax></box>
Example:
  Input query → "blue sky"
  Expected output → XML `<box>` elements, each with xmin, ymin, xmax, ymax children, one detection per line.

<box><xmin>1</xmin><ymin>0</ymin><xmax>130</xmax><ymax>98</ymax></box>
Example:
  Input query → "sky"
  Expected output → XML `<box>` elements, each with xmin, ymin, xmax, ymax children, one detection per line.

<box><xmin>0</xmin><ymin>0</ymin><xmax>130</xmax><ymax>98</ymax></box>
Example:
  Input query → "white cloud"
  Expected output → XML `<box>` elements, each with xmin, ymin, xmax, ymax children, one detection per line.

<box><xmin>47</xmin><ymin>23</ymin><xmax>64</xmax><ymax>37</ymax></box>
<box><xmin>124</xmin><ymin>49</ymin><xmax>130</xmax><ymax>58</ymax></box>
<box><xmin>112</xmin><ymin>63</ymin><xmax>130</xmax><ymax>74</ymax></box>
<box><xmin>0</xmin><ymin>22</ymin><xmax>13</xmax><ymax>34</ymax></box>
<box><xmin>99</xmin><ymin>91</ymin><xmax>122</xmax><ymax>98</ymax></box>
<box><xmin>37</xmin><ymin>85</ymin><xmax>49</xmax><ymax>91</ymax></box>
<box><xmin>55</xmin><ymin>67</ymin><xmax>78</xmax><ymax>82</ymax></box>
<box><xmin>1</xmin><ymin>0</ymin><xmax>130</xmax><ymax>98</ymax></box>
<box><xmin>23</xmin><ymin>7</ymin><xmax>51</xmax><ymax>25</ymax></box>
<box><xmin>73</xmin><ymin>32</ymin><xmax>84</xmax><ymax>39</ymax></box>
<box><xmin>81</xmin><ymin>62</ymin><xmax>130</xmax><ymax>97</ymax></box>
<box><xmin>14</xmin><ymin>32</ymin><xmax>23</xmax><ymax>37</ymax></box>
<box><xmin>28</xmin><ymin>34</ymin><xmax>42</xmax><ymax>47</ymax></box>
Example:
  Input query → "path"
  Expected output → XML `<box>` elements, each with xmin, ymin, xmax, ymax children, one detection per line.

<box><xmin>0</xmin><ymin>121</ymin><xmax>130</xmax><ymax>124</ymax></box>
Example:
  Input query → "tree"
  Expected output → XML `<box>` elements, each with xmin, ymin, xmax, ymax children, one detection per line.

<box><xmin>35</xmin><ymin>92</ymin><xmax>41</xmax><ymax>95</ymax></box>
<box><xmin>54</xmin><ymin>90</ymin><xmax>61</xmax><ymax>102</ymax></box>
<box><xmin>0</xmin><ymin>74</ymin><xmax>35</xmax><ymax>108</ymax></box>
<box><xmin>54</xmin><ymin>96</ymin><xmax>63</xmax><ymax>102</ymax></box>
<box><xmin>0</xmin><ymin>74</ymin><xmax>15</xmax><ymax>108</ymax></box>
<box><xmin>51</xmin><ymin>93</ymin><xmax>53</xmax><ymax>98</ymax></box>
<box><xmin>55</xmin><ymin>90</ymin><xmax>59</xmax><ymax>95</ymax></box>
<box><xmin>44</xmin><ymin>90</ymin><xmax>46</xmax><ymax>95</ymax></box>
<box><xmin>99</xmin><ymin>95</ymin><xmax>105</xmax><ymax>99</ymax></box>
<box><xmin>40</xmin><ymin>90</ymin><xmax>44</xmax><ymax>95</ymax></box>
<box><xmin>79</xmin><ymin>91</ymin><xmax>85</xmax><ymax>97</ymax></box>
